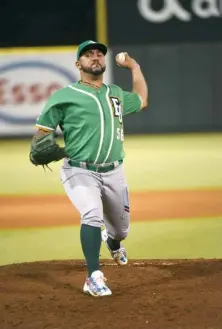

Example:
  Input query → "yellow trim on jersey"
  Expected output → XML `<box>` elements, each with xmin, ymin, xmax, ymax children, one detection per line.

<box><xmin>96</xmin><ymin>0</ymin><xmax>108</xmax><ymax>45</ymax></box>
<box><xmin>138</xmin><ymin>95</ymin><xmax>144</xmax><ymax>109</ymax></box>
<box><xmin>36</xmin><ymin>124</ymin><xmax>54</xmax><ymax>132</ymax></box>
<box><xmin>0</xmin><ymin>46</ymin><xmax>78</xmax><ymax>55</ymax></box>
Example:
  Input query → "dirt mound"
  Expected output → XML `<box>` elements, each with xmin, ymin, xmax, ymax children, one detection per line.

<box><xmin>0</xmin><ymin>259</ymin><xmax>222</xmax><ymax>329</ymax></box>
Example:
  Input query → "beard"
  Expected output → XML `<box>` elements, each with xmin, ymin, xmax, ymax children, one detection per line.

<box><xmin>81</xmin><ymin>63</ymin><xmax>106</xmax><ymax>76</ymax></box>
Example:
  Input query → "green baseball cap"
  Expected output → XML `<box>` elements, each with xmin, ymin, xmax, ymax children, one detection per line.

<box><xmin>77</xmin><ymin>40</ymin><xmax>107</xmax><ymax>60</ymax></box>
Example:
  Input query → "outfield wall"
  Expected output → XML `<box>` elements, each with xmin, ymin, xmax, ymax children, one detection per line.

<box><xmin>1</xmin><ymin>45</ymin><xmax>222</xmax><ymax>138</ymax></box>
<box><xmin>111</xmin><ymin>43</ymin><xmax>222</xmax><ymax>134</ymax></box>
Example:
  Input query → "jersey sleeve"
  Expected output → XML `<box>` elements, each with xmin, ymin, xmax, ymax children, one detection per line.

<box><xmin>122</xmin><ymin>91</ymin><xmax>143</xmax><ymax>116</ymax></box>
<box><xmin>36</xmin><ymin>94</ymin><xmax>63</xmax><ymax>131</ymax></box>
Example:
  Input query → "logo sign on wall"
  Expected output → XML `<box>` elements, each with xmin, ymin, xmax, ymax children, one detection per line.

<box><xmin>137</xmin><ymin>0</ymin><xmax>222</xmax><ymax>23</ymax></box>
<box><xmin>107</xmin><ymin>0</ymin><xmax>222</xmax><ymax>43</ymax></box>
<box><xmin>0</xmin><ymin>48</ymin><xmax>112</xmax><ymax>136</ymax></box>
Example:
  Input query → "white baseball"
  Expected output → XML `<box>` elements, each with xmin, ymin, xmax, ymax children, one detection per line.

<box><xmin>117</xmin><ymin>52</ymin><xmax>126</xmax><ymax>63</ymax></box>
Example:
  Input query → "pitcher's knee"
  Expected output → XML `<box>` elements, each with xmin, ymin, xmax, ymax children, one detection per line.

<box><xmin>112</xmin><ymin>229</ymin><xmax>128</xmax><ymax>241</ymax></box>
<box><xmin>81</xmin><ymin>209</ymin><xmax>103</xmax><ymax>228</ymax></box>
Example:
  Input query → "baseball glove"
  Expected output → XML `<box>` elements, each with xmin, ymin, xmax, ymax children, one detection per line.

<box><xmin>29</xmin><ymin>133</ymin><xmax>66</xmax><ymax>169</ymax></box>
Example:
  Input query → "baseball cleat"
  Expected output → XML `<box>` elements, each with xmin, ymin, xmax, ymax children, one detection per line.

<box><xmin>83</xmin><ymin>270</ymin><xmax>112</xmax><ymax>297</ymax></box>
<box><xmin>110</xmin><ymin>247</ymin><xmax>128</xmax><ymax>266</ymax></box>
<box><xmin>101</xmin><ymin>228</ymin><xmax>128</xmax><ymax>266</ymax></box>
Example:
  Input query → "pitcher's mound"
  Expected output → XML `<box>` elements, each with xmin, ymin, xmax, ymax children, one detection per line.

<box><xmin>0</xmin><ymin>259</ymin><xmax>222</xmax><ymax>329</ymax></box>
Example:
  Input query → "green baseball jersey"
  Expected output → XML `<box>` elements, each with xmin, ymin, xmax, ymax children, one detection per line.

<box><xmin>36</xmin><ymin>81</ymin><xmax>142</xmax><ymax>164</ymax></box>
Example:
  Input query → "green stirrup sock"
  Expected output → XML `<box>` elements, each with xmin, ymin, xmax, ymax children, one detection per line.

<box><xmin>80</xmin><ymin>224</ymin><xmax>101</xmax><ymax>277</ymax></box>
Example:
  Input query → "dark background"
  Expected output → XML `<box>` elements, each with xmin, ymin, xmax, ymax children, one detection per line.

<box><xmin>112</xmin><ymin>43</ymin><xmax>222</xmax><ymax>133</ymax></box>
<box><xmin>107</xmin><ymin>0</ymin><xmax>222</xmax><ymax>133</ymax></box>
<box><xmin>0</xmin><ymin>1</ymin><xmax>96</xmax><ymax>47</ymax></box>
<box><xmin>1</xmin><ymin>0</ymin><xmax>222</xmax><ymax>134</ymax></box>
<box><xmin>107</xmin><ymin>0</ymin><xmax>222</xmax><ymax>44</ymax></box>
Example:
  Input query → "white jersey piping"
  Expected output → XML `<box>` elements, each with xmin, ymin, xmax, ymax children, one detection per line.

<box><xmin>102</xmin><ymin>86</ymin><xmax>114</xmax><ymax>164</ymax></box>
<box><xmin>68</xmin><ymin>85</ymin><xmax>104</xmax><ymax>164</ymax></box>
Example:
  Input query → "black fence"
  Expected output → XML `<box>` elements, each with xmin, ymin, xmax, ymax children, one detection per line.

<box><xmin>112</xmin><ymin>43</ymin><xmax>222</xmax><ymax>133</ymax></box>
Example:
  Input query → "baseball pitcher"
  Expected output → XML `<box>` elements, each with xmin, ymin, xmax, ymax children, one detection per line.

<box><xmin>29</xmin><ymin>40</ymin><xmax>148</xmax><ymax>297</ymax></box>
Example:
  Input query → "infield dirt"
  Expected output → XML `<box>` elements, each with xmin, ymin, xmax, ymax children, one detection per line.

<box><xmin>0</xmin><ymin>189</ymin><xmax>222</xmax><ymax>228</ymax></box>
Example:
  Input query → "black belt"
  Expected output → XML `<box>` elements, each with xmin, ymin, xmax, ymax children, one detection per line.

<box><xmin>68</xmin><ymin>159</ymin><xmax>123</xmax><ymax>173</ymax></box>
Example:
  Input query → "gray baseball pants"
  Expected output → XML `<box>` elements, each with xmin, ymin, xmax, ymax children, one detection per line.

<box><xmin>60</xmin><ymin>160</ymin><xmax>130</xmax><ymax>240</ymax></box>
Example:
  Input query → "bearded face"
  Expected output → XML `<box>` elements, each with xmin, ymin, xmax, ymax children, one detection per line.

<box><xmin>77</xmin><ymin>49</ymin><xmax>106</xmax><ymax>76</ymax></box>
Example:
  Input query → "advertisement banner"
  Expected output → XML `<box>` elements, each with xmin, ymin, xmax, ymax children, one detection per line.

<box><xmin>0</xmin><ymin>47</ymin><xmax>112</xmax><ymax>136</ymax></box>
<box><xmin>107</xmin><ymin>0</ymin><xmax>222</xmax><ymax>43</ymax></box>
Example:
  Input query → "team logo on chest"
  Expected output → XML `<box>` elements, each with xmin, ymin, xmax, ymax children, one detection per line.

<box><xmin>109</xmin><ymin>97</ymin><xmax>123</xmax><ymax>124</ymax></box>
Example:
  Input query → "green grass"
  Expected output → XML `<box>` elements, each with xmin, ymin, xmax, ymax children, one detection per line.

<box><xmin>0</xmin><ymin>217</ymin><xmax>221</xmax><ymax>266</ymax></box>
<box><xmin>0</xmin><ymin>132</ymin><xmax>222</xmax><ymax>195</ymax></box>
<box><xmin>0</xmin><ymin>133</ymin><xmax>221</xmax><ymax>266</ymax></box>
